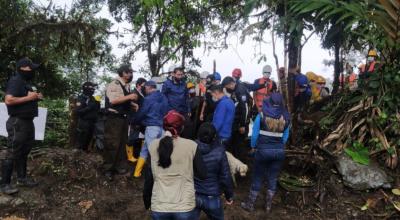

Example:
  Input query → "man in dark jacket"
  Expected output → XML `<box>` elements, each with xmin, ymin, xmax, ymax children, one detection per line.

<box><xmin>222</xmin><ymin>76</ymin><xmax>251</xmax><ymax>158</ymax></box>
<box><xmin>194</xmin><ymin>122</ymin><xmax>234</xmax><ymax>220</ymax></box>
<box><xmin>126</xmin><ymin>78</ymin><xmax>146</xmax><ymax>163</ymax></box>
<box><xmin>75</xmin><ymin>82</ymin><xmax>100</xmax><ymax>152</ymax></box>
<box><xmin>162</xmin><ymin>67</ymin><xmax>190</xmax><ymax>116</ymax></box>
<box><xmin>2</xmin><ymin>57</ymin><xmax>42</xmax><ymax>194</ymax></box>
<box><xmin>133</xmin><ymin>81</ymin><xmax>169</xmax><ymax>177</ymax></box>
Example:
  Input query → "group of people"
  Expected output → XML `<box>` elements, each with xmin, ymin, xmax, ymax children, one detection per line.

<box><xmin>72</xmin><ymin>63</ymin><xmax>291</xmax><ymax>219</ymax></box>
<box><xmin>1</xmin><ymin>51</ymin><xmax>379</xmax><ymax>219</ymax></box>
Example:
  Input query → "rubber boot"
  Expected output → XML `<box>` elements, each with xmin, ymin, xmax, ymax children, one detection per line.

<box><xmin>126</xmin><ymin>145</ymin><xmax>137</xmax><ymax>163</ymax></box>
<box><xmin>1</xmin><ymin>160</ymin><xmax>14</xmax><ymax>185</ymax></box>
<box><xmin>241</xmin><ymin>190</ymin><xmax>258</xmax><ymax>212</ymax></box>
<box><xmin>16</xmin><ymin>157</ymin><xmax>38</xmax><ymax>187</ymax></box>
<box><xmin>0</xmin><ymin>160</ymin><xmax>19</xmax><ymax>195</ymax></box>
<box><xmin>133</xmin><ymin>157</ymin><xmax>146</xmax><ymax>178</ymax></box>
<box><xmin>265</xmin><ymin>190</ymin><xmax>275</xmax><ymax>213</ymax></box>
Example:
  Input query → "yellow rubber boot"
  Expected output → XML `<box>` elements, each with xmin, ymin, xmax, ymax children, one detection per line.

<box><xmin>126</xmin><ymin>145</ymin><xmax>137</xmax><ymax>163</ymax></box>
<box><xmin>134</xmin><ymin>157</ymin><xmax>146</xmax><ymax>178</ymax></box>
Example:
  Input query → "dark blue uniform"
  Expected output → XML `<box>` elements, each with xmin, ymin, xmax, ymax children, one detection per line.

<box><xmin>75</xmin><ymin>94</ymin><xmax>100</xmax><ymax>151</ymax></box>
<box><xmin>2</xmin><ymin>73</ymin><xmax>38</xmax><ymax>187</ymax></box>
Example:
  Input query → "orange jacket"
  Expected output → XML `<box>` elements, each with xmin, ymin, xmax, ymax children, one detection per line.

<box><xmin>253</xmin><ymin>78</ymin><xmax>273</xmax><ymax>111</ymax></box>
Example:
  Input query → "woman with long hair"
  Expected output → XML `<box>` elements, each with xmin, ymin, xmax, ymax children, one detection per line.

<box><xmin>143</xmin><ymin>110</ymin><xmax>206</xmax><ymax>220</ymax></box>
<box><xmin>241</xmin><ymin>93</ymin><xmax>290</xmax><ymax>213</ymax></box>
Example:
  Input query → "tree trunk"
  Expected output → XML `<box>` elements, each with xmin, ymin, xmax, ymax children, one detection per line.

<box><xmin>287</xmin><ymin>33</ymin><xmax>300</xmax><ymax>114</ymax></box>
<box><xmin>332</xmin><ymin>42</ymin><xmax>341</xmax><ymax>94</ymax></box>
<box><xmin>68</xmin><ymin>96</ymin><xmax>78</xmax><ymax>148</ymax></box>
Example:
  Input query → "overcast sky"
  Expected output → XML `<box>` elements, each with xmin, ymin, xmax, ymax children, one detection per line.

<box><xmin>35</xmin><ymin>0</ymin><xmax>334</xmax><ymax>82</ymax></box>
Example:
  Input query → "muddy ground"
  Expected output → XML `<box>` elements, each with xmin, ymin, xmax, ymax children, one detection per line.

<box><xmin>0</xmin><ymin>147</ymin><xmax>399</xmax><ymax>220</ymax></box>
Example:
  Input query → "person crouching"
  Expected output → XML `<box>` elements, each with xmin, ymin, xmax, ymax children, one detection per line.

<box><xmin>241</xmin><ymin>93</ymin><xmax>290</xmax><ymax>213</ymax></box>
<box><xmin>194</xmin><ymin>122</ymin><xmax>234</xmax><ymax>220</ymax></box>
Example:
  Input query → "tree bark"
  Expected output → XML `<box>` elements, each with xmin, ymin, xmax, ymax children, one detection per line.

<box><xmin>68</xmin><ymin>96</ymin><xmax>78</xmax><ymax>148</ymax></box>
<box><xmin>287</xmin><ymin>32</ymin><xmax>300</xmax><ymax>114</ymax></box>
<box><xmin>332</xmin><ymin>41</ymin><xmax>341</xmax><ymax>94</ymax></box>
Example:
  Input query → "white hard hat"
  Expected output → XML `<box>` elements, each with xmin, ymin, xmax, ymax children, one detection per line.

<box><xmin>262</xmin><ymin>65</ymin><xmax>272</xmax><ymax>73</ymax></box>
<box><xmin>200</xmin><ymin>71</ymin><xmax>209</xmax><ymax>79</ymax></box>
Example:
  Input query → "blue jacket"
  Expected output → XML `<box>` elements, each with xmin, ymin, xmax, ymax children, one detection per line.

<box><xmin>194</xmin><ymin>140</ymin><xmax>234</xmax><ymax>199</ymax></box>
<box><xmin>251</xmin><ymin>114</ymin><xmax>290</xmax><ymax>149</ymax></box>
<box><xmin>212</xmin><ymin>96</ymin><xmax>235</xmax><ymax>139</ymax></box>
<box><xmin>134</xmin><ymin>91</ymin><xmax>169</xmax><ymax>127</ymax></box>
<box><xmin>162</xmin><ymin>78</ymin><xmax>190</xmax><ymax>114</ymax></box>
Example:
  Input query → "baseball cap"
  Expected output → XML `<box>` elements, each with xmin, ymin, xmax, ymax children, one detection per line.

<box><xmin>144</xmin><ymin>80</ymin><xmax>157</xmax><ymax>87</ymax></box>
<box><xmin>16</xmin><ymin>57</ymin><xmax>39</xmax><ymax>70</ymax></box>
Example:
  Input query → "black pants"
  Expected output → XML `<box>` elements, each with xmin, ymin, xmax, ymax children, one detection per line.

<box><xmin>1</xmin><ymin>117</ymin><xmax>34</xmax><ymax>185</ymax></box>
<box><xmin>102</xmin><ymin>115</ymin><xmax>128</xmax><ymax>172</ymax></box>
<box><xmin>127</xmin><ymin>125</ymin><xmax>143</xmax><ymax>158</ymax></box>
<box><xmin>181</xmin><ymin>115</ymin><xmax>195</xmax><ymax>140</ymax></box>
<box><xmin>229</xmin><ymin>124</ymin><xmax>248</xmax><ymax>159</ymax></box>
<box><xmin>76</xmin><ymin>119</ymin><xmax>96</xmax><ymax>151</ymax></box>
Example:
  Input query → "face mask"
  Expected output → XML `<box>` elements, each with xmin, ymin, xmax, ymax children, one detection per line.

<box><xmin>212</xmin><ymin>97</ymin><xmax>218</xmax><ymax>102</ymax></box>
<box><xmin>83</xmin><ymin>89</ymin><xmax>95</xmax><ymax>96</ymax></box>
<box><xmin>226</xmin><ymin>88</ymin><xmax>235</xmax><ymax>93</ymax></box>
<box><xmin>127</xmin><ymin>76</ymin><xmax>133</xmax><ymax>83</ymax></box>
<box><xmin>189</xmin><ymin>88</ymin><xmax>195</xmax><ymax>94</ymax></box>
<box><xmin>367</xmin><ymin>57</ymin><xmax>375</xmax><ymax>62</ymax></box>
<box><xmin>19</xmin><ymin>70</ymin><xmax>34</xmax><ymax>81</ymax></box>
<box><xmin>263</xmin><ymin>73</ymin><xmax>271</xmax><ymax>78</ymax></box>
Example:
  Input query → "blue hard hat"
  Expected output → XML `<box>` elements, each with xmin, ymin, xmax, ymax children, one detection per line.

<box><xmin>213</xmin><ymin>72</ymin><xmax>221</xmax><ymax>81</ymax></box>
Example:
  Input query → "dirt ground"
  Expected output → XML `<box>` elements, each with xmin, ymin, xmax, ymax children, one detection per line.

<box><xmin>0</xmin><ymin>147</ymin><xmax>399</xmax><ymax>220</ymax></box>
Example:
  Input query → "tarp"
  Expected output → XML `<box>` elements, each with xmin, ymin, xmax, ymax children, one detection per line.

<box><xmin>0</xmin><ymin>103</ymin><xmax>47</xmax><ymax>140</ymax></box>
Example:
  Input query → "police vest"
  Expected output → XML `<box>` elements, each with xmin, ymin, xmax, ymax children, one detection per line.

<box><xmin>257</xmin><ymin>113</ymin><xmax>287</xmax><ymax>147</ymax></box>
<box><xmin>105</xmin><ymin>80</ymin><xmax>131</xmax><ymax>115</ymax></box>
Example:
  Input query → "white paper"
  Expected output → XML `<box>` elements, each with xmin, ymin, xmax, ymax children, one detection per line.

<box><xmin>0</xmin><ymin>103</ymin><xmax>47</xmax><ymax>140</ymax></box>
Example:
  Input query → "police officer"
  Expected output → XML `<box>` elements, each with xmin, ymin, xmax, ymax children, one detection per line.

<box><xmin>75</xmin><ymin>82</ymin><xmax>100</xmax><ymax>152</ymax></box>
<box><xmin>222</xmin><ymin>76</ymin><xmax>252</xmax><ymax>158</ymax></box>
<box><xmin>103</xmin><ymin>64</ymin><xmax>137</xmax><ymax>180</ymax></box>
<box><xmin>1</xmin><ymin>57</ymin><xmax>41</xmax><ymax>194</ymax></box>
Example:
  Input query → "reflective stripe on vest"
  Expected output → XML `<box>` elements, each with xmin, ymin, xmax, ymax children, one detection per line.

<box><xmin>260</xmin><ymin>130</ymin><xmax>283</xmax><ymax>137</ymax></box>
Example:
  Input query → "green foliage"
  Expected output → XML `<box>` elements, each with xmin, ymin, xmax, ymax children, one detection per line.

<box><xmin>344</xmin><ymin>141</ymin><xmax>370</xmax><ymax>165</ymax></box>
<box><xmin>0</xmin><ymin>0</ymin><xmax>113</xmax><ymax>98</ymax></box>
<box><xmin>107</xmin><ymin>0</ymin><xmax>243</xmax><ymax>76</ymax></box>
<box><xmin>39</xmin><ymin>99</ymin><xmax>69</xmax><ymax>148</ymax></box>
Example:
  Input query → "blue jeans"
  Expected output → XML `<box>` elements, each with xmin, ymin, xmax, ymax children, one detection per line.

<box><xmin>250</xmin><ymin>148</ymin><xmax>285</xmax><ymax>192</ymax></box>
<box><xmin>140</xmin><ymin>126</ymin><xmax>163</xmax><ymax>159</ymax></box>
<box><xmin>194</xmin><ymin>194</ymin><xmax>224</xmax><ymax>220</ymax></box>
<box><xmin>151</xmin><ymin>210</ymin><xmax>196</xmax><ymax>220</ymax></box>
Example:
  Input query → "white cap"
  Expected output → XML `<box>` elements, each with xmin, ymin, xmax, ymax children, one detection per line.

<box><xmin>200</xmin><ymin>71</ymin><xmax>209</xmax><ymax>79</ymax></box>
<box><xmin>262</xmin><ymin>65</ymin><xmax>272</xmax><ymax>73</ymax></box>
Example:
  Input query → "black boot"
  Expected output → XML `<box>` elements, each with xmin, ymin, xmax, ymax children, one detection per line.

<box><xmin>1</xmin><ymin>159</ymin><xmax>14</xmax><ymax>185</ymax></box>
<box><xmin>265</xmin><ymin>190</ymin><xmax>275</xmax><ymax>213</ymax></box>
<box><xmin>16</xmin><ymin>157</ymin><xmax>38</xmax><ymax>187</ymax></box>
<box><xmin>1</xmin><ymin>159</ymin><xmax>19</xmax><ymax>195</ymax></box>
<box><xmin>241</xmin><ymin>190</ymin><xmax>258</xmax><ymax>212</ymax></box>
